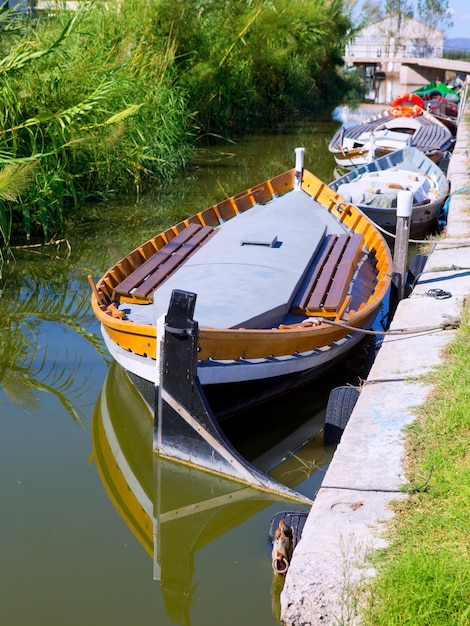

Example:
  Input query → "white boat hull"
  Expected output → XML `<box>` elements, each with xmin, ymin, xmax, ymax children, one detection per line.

<box><xmin>101</xmin><ymin>321</ymin><xmax>368</xmax><ymax>388</ymax></box>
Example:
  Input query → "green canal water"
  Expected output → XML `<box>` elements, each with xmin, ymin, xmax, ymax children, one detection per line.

<box><xmin>0</xmin><ymin>112</ymin><xmax>384</xmax><ymax>625</ymax></box>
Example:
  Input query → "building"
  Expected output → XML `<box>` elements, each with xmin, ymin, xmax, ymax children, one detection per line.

<box><xmin>1</xmin><ymin>1</ymin><xmax>79</xmax><ymax>12</ymax></box>
<box><xmin>346</xmin><ymin>15</ymin><xmax>444</xmax><ymax>63</ymax></box>
<box><xmin>344</xmin><ymin>15</ymin><xmax>446</xmax><ymax>103</ymax></box>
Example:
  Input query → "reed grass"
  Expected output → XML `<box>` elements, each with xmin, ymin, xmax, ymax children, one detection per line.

<box><xmin>0</xmin><ymin>1</ymin><xmax>192</xmax><ymax>272</ymax></box>
<box><xmin>154</xmin><ymin>0</ymin><xmax>358</xmax><ymax>132</ymax></box>
<box><xmin>0</xmin><ymin>0</ymin><xmax>360</xmax><ymax>274</ymax></box>
<box><xmin>361</xmin><ymin>300</ymin><xmax>470</xmax><ymax>625</ymax></box>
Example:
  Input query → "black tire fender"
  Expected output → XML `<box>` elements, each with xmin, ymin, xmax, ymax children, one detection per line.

<box><xmin>405</xmin><ymin>254</ymin><xmax>428</xmax><ymax>296</ymax></box>
<box><xmin>324</xmin><ymin>385</ymin><xmax>360</xmax><ymax>444</ymax></box>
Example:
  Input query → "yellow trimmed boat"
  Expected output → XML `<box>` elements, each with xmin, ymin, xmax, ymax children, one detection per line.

<box><xmin>90</xmin><ymin>148</ymin><xmax>392</xmax><ymax>414</ymax></box>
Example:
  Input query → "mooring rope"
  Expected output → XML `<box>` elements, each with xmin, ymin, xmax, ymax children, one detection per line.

<box><xmin>302</xmin><ymin>313</ymin><xmax>460</xmax><ymax>336</ymax></box>
<box><xmin>373</xmin><ymin>220</ymin><xmax>435</xmax><ymax>244</ymax></box>
<box><xmin>407</xmin><ymin>262</ymin><xmax>470</xmax><ymax>292</ymax></box>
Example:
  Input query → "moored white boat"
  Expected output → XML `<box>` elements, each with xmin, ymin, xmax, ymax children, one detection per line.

<box><xmin>328</xmin><ymin>107</ymin><xmax>454</xmax><ymax>170</ymax></box>
<box><xmin>329</xmin><ymin>146</ymin><xmax>449</xmax><ymax>239</ymax></box>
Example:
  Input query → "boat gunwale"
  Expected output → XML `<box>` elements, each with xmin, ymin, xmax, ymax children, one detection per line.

<box><xmin>329</xmin><ymin>146</ymin><xmax>450</xmax><ymax>208</ymax></box>
<box><xmin>91</xmin><ymin>167</ymin><xmax>392</xmax><ymax>362</ymax></box>
<box><xmin>328</xmin><ymin>108</ymin><xmax>455</xmax><ymax>164</ymax></box>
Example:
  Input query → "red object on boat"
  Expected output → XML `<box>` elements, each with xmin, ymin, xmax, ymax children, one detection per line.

<box><xmin>391</xmin><ymin>93</ymin><xmax>425</xmax><ymax>109</ymax></box>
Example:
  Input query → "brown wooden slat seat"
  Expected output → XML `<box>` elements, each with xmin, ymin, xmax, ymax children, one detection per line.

<box><xmin>291</xmin><ymin>235</ymin><xmax>337</xmax><ymax>313</ymax></box>
<box><xmin>113</xmin><ymin>223</ymin><xmax>201</xmax><ymax>299</ymax></box>
<box><xmin>291</xmin><ymin>233</ymin><xmax>364</xmax><ymax>317</ymax></box>
<box><xmin>112</xmin><ymin>223</ymin><xmax>216</xmax><ymax>301</ymax></box>
<box><xmin>133</xmin><ymin>226</ymin><xmax>217</xmax><ymax>300</ymax></box>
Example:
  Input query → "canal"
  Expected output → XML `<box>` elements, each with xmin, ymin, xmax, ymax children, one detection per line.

<box><xmin>0</xmin><ymin>110</ymin><xmax>388</xmax><ymax>626</ymax></box>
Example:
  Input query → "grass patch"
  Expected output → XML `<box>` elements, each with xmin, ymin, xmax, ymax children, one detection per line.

<box><xmin>361</xmin><ymin>298</ymin><xmax>470</xmax><ymax>625</ymax></box>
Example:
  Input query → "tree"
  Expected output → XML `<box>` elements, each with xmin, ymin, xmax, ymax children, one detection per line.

<box><xmin>383</xmin><ymin>0</ymin><xmax>414</xmax><ymax>18</ymax></box>
<box><xmin>417</xmin><ymin>0</ymin><xmax>453</xmax><ymax>34</ymax></box>
<box><xmin>358</xmin><ymin>0</ymin><xmax>383</xmax><ymax>24</ymax></box>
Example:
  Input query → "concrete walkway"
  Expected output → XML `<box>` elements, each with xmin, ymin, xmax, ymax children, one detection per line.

<box><xmin>280</xmin><ymin>103</ymin><xmax>470</xmax><ymax>625</ymax></box>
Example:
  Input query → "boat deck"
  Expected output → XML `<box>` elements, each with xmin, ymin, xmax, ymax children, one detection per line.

<box><xmin>117</xmin><ymin>191</ymin><xmax>363</xmax><ymax>329</ymax></box>
<box><xmin>335</xmin><ymin>168</ymin><xmax>435</xmax><ymax>207</ymax></box>
<box><xmin>330</xmin><ymin>112</ymin><xmax>453</xmax><ymax>155</ymax></box>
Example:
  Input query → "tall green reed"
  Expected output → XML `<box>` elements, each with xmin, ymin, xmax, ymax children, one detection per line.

<box><xmin>152</xmin><ymin>0</ymin><xmax>359</xmax><ymax>132</ymax></box>
<box><xmin>0</xmin><ymin>0</ymin><xmax>359</xmax><ymax>275</ymax></box>
<box><xmin>0</xmin><ymin>1</ymin><xmax>192</xmax><ymax>274</ymax></box>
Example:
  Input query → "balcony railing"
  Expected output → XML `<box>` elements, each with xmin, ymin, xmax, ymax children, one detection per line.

<box><xmin>345</xmin><ymin>42</ymin><xmax>444</xmax><ymax>59</ymax></box>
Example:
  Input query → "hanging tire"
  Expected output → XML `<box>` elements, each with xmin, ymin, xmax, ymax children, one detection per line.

<box><xmin>405</xmin><ymin>254</ymin><xmax>428</xmax><ymax>296</ymax></box>
<box><xmin>324</xmin><ymin>386</ymin><xmax>360</xmax><ymax>444</ymax></box>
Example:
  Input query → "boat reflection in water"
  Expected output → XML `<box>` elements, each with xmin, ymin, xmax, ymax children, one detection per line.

<box><xmin>91</xmin><ymin>362</ymin><xmax>334</xmax><ymax>625</ymax></box>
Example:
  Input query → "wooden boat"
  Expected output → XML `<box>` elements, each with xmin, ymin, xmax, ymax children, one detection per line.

<box><xmin>329</xmin><ymin>146</ymin><xmax>449</xmax><ymax>239</ymax></box>
<box><xmin>423</xmin><ymin>100</ymin><xmax>459</xmax><ymax>136</ymax></box>
<box><xmin>328</xmin><ymin>108</ymin><xmax>454</xmax><ymax>170</ymax></box>
<box><xmin>89</xmin><ymin>148</ymin><xmax>392</xmax><ymax>415</ymax></box>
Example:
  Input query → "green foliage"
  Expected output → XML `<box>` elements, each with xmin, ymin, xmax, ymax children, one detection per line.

<box><xmin>361</xmin><ymin>302</ymin><xmax>470</xmax><ymax>625</ymax></box>
<box><xmin>366</xmin><ymin>549</ymin><xmax>470</xmax><ymax>625</ymax></box>
<box><xmin>357</xmin><ymin>0</ymin><xmax>383</xmax><ymax>25</ymax></box>
<box><xmin>0</xmin><ymin>0</ymin><xmax>357</xmax><ymax>273</ymax></box>
<box><xmin>383</xmin><ymin>0</ymin><xmax>414</xmax><ymax>18</ymax></box>
<box><xmin>417</xmin><ymin>0</ymin><xmax>453</xmax><ymax>33</ymax></box>
<box><xmin>357</xmin><ymin>0</ymin><xmax>453</xmax><ymax>34</ymax></box>
<box><xmin>0</xmin><ymin>1</ymin><xmax>193</xmax><ymax>272</ymax></box>
<box><xmin>152</xmin><ymin>0</ymin><xmax>355</xmax><ymax>131</ymax></box>
<box><xmin>445</xmin><ymin>48</ymin><xmax>470</xmax><ymax>61</ymax></box>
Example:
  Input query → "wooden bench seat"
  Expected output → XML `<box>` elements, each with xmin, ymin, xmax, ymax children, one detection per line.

<box><xmin>113</xmin><ymin>223</ymin><xmax>216</xmax><ymax>302</ymax></box>
<box><xmin>291</xmin><ymin>233</ymin><xmax>364</xmax><ymax>317</ymax></box>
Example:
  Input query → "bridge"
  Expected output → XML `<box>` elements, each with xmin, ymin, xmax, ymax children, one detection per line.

<box><xmin>344</xmin><ymin>56</ymin><xmax>470</xmax><ymax>79</ymax></box>
<box><xmin>343</xmin><ymin>55</ymin><xmax>470</xmax><ymax>103</ymax></box>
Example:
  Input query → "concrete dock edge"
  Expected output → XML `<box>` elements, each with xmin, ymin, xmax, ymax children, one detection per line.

<box><xmin>280</xmin><ymin>99</ymin><xmax>470</xmax><ymax>625</ymax></box>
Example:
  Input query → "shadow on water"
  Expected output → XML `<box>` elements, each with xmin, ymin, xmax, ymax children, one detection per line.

<box><xmin>0</xmin><ymin>112</ymin><xmax>391</xmax><ymax>625</ymax></box>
